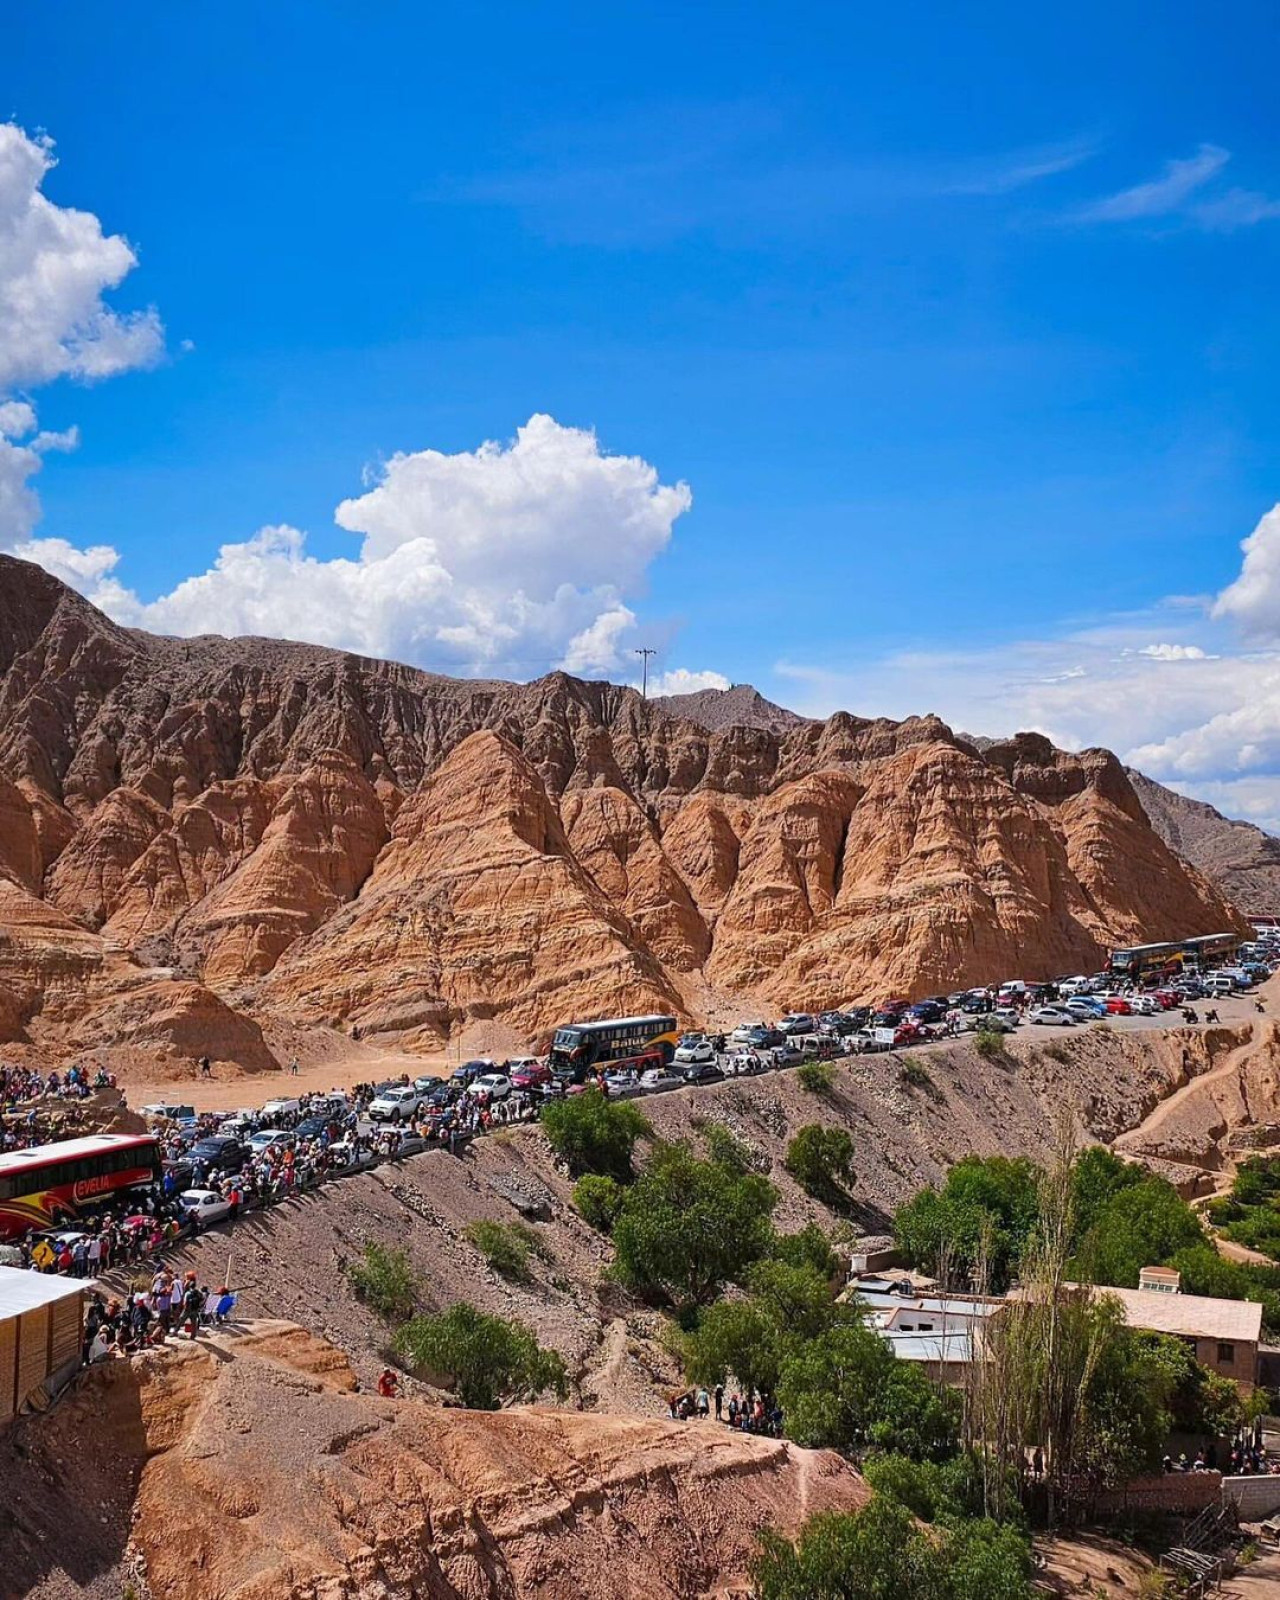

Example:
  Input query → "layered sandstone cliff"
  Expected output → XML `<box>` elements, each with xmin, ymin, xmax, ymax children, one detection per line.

<box><xmin>0</xmin><ymin>553</ymin><xmax>1242</xmax><ymax>1067</ymax></box>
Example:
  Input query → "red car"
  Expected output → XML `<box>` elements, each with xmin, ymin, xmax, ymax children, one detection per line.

<box><xmin>510</xmin><ymin>1061</ymin><xmax>552</xmax><ymax>1089</ymax></box>
<box><xmin>1153</xmin><ymin>990</ymin><xmax>1180</xmax><ymax>1010</ymax></box>
<box><xmin>1105</xmin><ymin>996</ymin><xmax>1133</xmax><ymax>1015</ymax></box>
<box><xmin>893</xmin><ymin>1020</ymin><xmax>928</xmax><ymax>1046</ymax></box>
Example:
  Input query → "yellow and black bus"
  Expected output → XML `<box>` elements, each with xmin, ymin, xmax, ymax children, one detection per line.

<box><xmin>548</xmin><ymin>1014</ymin><xmax>679</xmax><ymax>1085</ymax></box>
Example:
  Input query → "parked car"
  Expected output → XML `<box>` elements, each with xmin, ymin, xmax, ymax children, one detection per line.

<box><xmin>978</xmin><ymin>1014</ymin><xmax>1017</xmax><ymax>1034</ymax></box>
<box><xmin>1066</xmin><ymin>997</ymin><xmax>1106</xmax><ymax>1019</ymax></box>
<box><xmin>729</xmin><ymin>1021</ymin><xmax>769</xmax><ymax>1044</ymax></box>
<box><xmin>367</xmin><ymin>1085</ymin><xmax>428</xmax><ymax>1122</ymax></box>
<box><xmin>1104</xmin><ymin>996</ymin><xmax>1133</xmax><ymax>1015</ymax></box>
<box><xmin>907</xmin><ymin>1001</ymin><xmax>947</xmax><ymax>1024</ymax></box>
<box><xmin>260</xmin><ymin>1097</ymin><xmax>302</xmax><ymax>1121</ymax></box>
<box><xmin>992</xmin><ymin>1007</ymin><xmax>1021</xmax><ymax>1028</ymax></box>
<box><xmin>674</xmin><ymin>1039</ymin><xmax>715</xmax><ymax>1065</ymax></box>
<box><xmin>472</xmin><ymin>1072</ymin><xmax>513</xmax><ymax>1101</ymax></box>
<box><xmin>413</xmin><ymin>1075</ymin><xmax>445</xmax><ymax>1094</ymax></box>
<box><xmin>510</xmin><ymin>1060</ymin><xmax>552</xmax><ymax>1089</ymax></box>
<box><xmin>638</xmin><ymin>1067</ymin><xmax>684</xmax><ymax>1094</ymax></box>
<box><xmin>779</xmin><ymin>1013</ymin><xmax>817</xmax><ymax>1036</ymax></box>
<box><xmin>179</xmin><ymin>1188</ymin><xmax>232</xmax><ymax>1225</ymax></box>
<box><xmin>451</xmin><ymin>1059</ymin><xmax>493</xmax><ymax>1086</ymax></box>
<box><xmin>680</xmin><ymin>1060</ymin><xmax>725</xmax><ymax>1085</ymax></box>
<box><xmin>745</xmin><ymin>1025</ymin><xmax>785</xmax><ymax>1048</ymax></box>
<box><xmin>603</xmin><ymin>1070</ymin><xmax>644</xmax><ymax>1097</ymax></box>
<box><xmin>248</xmin><ymin>1128</ymin><xmax>294</xmax><ymax>1154</ymax></box>
<box><xmin>187</xmin><ymin>1136</ymin><xmax>246</xmax><ymax>1172</ymax></box>
<box><xmin>726</xmin><ymin>1053</ymin><xmax>768</xmax><ymax>1076</ymax></box>
<box><xmin>1029</xmin><ymin>1006</ymin><xmax>1077</xmax><ymax>1026</ymax></box>
<box><xmin>818</xmin><ymin>1011</ymin><xmax>858</xmax><ymax>1035</ymax></box>
<box><xmin>140</xmin><ymin>1102</ymin><xmax>197</xmax><ymax>1123</ymax></box>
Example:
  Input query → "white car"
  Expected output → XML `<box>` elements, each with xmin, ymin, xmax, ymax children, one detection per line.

<box><xmin>179</xmin><ymin>1188</ymin><xmax>232</xmax><ymax>1225</ymax></box>
<box><xmin>729</xmin><ymin>1022</ymin><xmax>768</xmax><ymax>1044</ymax></box>
<box><xmin>673</xmin><ymin>1039</ymin><xmax>715</xmax><ymax>1065</ymax></box>
<box><xmin>779</xmin><ymin>1013</ymin><xmax>817</xmax><ymax>1035</ymax></box>
<box><xmin>472</xmin><ymin>1072</ymin><xmax>513</xmax><ymax>1100</ymax></box>
<box><xmin>992</xmin><ymin>1007</ymin><xmax>1021</xmax><ymax>1027</ymax></box>
<box><xmin>248</xmin><ymin>1128</ymin><xmax>294</xmax><ymax>1154</ymax></box>
<box><xmin>1056</xmin><ymin>976</ymin><xmax>1091</xmax><ymax>995</ymax></box>
<box><xmin>1029</xmin><ymin>1006</ymin><xmax>1077</xmax><ymax>1026</ymax></box>
<box><xmin>368</xmin><ymin>1085</ymin><xmax>428</xmax><ymax>1122</ymax></box>
<box><xmin>261</xmin><ymin>1097</ymin><xmax>302</xmax><ymax>1120</ymax></box>
<box><xmin>1129</xmin><ymin>995</ymin><xmax>1158</xmax><ymax>1015</ymax></box>
<box><xmin>638</xmin><ymin>1067</ymin><xmax>683</xmax><ymax>1094</ymax></box>
<box><xmin>505</xmin><ymin>1057</ymin><xmax>543</xmax><ymax>1076</ymax></box>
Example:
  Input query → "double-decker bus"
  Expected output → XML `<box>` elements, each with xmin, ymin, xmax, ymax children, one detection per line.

<box><xmin>1108</xmin><ymin>941</ymin><xmax>1185</xmax><ymax>981</ymax></box>
<box><xmin>1109</xmin><ymin>931</ymin><xmax>1244</xmax><ymax>982</ymax></box>
<box><xmin>0</xmin><ymin>1134</ymin><xmax>161</xmax><ymax>1240</ymax></box>
<box><xmin>548</xmin><ymin>1014</ymin><xmax>679</xmax><ymax>1085</ymax></box>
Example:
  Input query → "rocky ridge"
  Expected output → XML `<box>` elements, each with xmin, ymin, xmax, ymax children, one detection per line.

<box><xmin>0</xmin><ymin>553</ymin><xmax>1242</xmax><ymax>1069</ymax></box>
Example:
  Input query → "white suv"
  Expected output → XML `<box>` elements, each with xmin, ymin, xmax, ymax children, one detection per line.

<box><xmin>368</xmin><ymin>1085</ymin><xmax>428</xmax><ymax>1122</ymax></box>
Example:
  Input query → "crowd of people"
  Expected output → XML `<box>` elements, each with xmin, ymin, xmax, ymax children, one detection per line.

<box><xmin>80</xmin><ymin>1273</ymin><xmax>238</xmax><ymax>1363</ymax></box>
<box><xmin>668</xmin><ymin>1382</ymin><xmax>785</xmax><ymax>1437</ymax></box>
<box><xmin>1</xmin><ymin>1061</ymin><xmax>117</xmax><ymax>1152</ymax></box>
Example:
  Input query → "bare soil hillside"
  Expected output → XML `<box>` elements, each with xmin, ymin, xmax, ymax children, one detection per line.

<box><xmin>1129</xmin><ymin>768</ymin><xmax>1280</xmax><ymax>918</ymax></box>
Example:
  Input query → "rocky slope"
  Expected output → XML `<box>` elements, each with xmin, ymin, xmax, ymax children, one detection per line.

<box><xmin>5</xmin><ymin>1323</ymin><xmax>868</xmax><ymax>1600</ymax></box>
<box><xmin>0</xmin><ymin>553</ymin><xmax>1241</xmax><ymax>1069</ymax></box>
<box><xmin>1128</xmin><ymin>768</ymin><xmax>1280</xmax><ymax>918</ymax></box>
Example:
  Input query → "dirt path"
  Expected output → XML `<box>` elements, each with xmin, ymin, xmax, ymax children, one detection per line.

<box><xmin>1113</xmin><ymin>1026</ymin><xmax>1261</xmax><ymax>1157</ymax></box>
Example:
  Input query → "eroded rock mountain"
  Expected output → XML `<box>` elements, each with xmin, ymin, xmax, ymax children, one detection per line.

<box><xmin>0</xmin><ymin>554</ymin><xmax>1240</xmax><ymax>1065</ymax></box>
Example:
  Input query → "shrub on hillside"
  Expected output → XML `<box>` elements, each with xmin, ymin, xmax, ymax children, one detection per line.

<box><xmin>784</xmin><ymin>1124</ymin><xmax>855</xmax><ymax>1208</ymax></box>
<box><xmin>344</xmin><ymin>1242</ymin><xmax>420</xmax><ymax>1321</ymax></box>
<box><xmin>574</xmin><ymin>1173</ymin><xmax>625</xmax><ymax>1232</ymax></box>
<box><xmin>464</xmin><ymin>1218</ymin><xmax>544</xmax><ymax>1281</ymax></box>
<box><xmin>973</xmin><ymin>1030</ymin><xmax>1007</xmax><ymax>1061</ymax></box>
<box><xmin>541</xmin><ymin>1087</ymin><xmax>650</xmax><ymax>1180</ymax></box>
<box><xmin>796</xmin><ymin>1060</ymin><xmax>836</xmax><ymax>1095</ymax></box>
<box><xmin>393</xmin><ymin>1301</ymin><xmax>568</xmax><ymax>1410</ymax></box>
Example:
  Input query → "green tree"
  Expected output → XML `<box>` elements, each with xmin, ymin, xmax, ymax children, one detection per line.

<box><xmin>541</xmin><ymin>1087</ymin><xmax>650</xmax><ymax>1180</ymax></box>
<box><xmin>893</xmin><ymin>1155</ymin><xmax>1040</xmax><ymax>1290</ymax></box>
<box><xmin>752</xmin><ymin>1500</ymin><xmax>1033</xmax><ymax>1600</ymax></box>
<box><xmin>610</xmin><ymin>1142</ymin><xmax>778</xmax><ymax>1311</ymax></box>
<box><xmin>768</xmin><ymin>1220</ymin><xmax>841</xmax><ymax>1281</ymax></box>
<box><xmin>393</xmin><ymin>1302</ymin><xmax>568</xmax><ymax>1410</ymax></box>
<box><xmin>776</xmin><ymin>1319</ymin><xmax>896</xmax><ymax>1452</ymax></box>
<box><xmin>784</xmin><ymin>1123</ymin><xmax>856</xmax><ymax>1208</ymax></box>
<box><xmin>1069</xmin><ymin>1145</ymin><xmax>1146</xmax><ymax>1242</ymax></box>
<box><xmin>573</xmin><ymin>1173</ymin><xmax>625</xmax><ymax>1232</ymax></box>
<box><xmin>685</xmin><ymin>1260</ymin><xmax>852</xmax><ymax>1395</ymax></box>
<box><xmin>1074</xmin><ymin>1178</ymin><xmax>1206</xmax><ymax>1288</ymax></box>
<box><xmin>866</xmin><ymin>1359</ymin><xmax>963</xmax><ymax>1462</ymax></box>
<box><xmin>344</xmin><ymin>1242</ymin><xmax>420</xmax><ymax>1321</ymax></box>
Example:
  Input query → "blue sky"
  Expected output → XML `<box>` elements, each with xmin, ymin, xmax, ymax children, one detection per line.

<box><xmin>5</xmin><ymin>3</ymin><xmax>1280</xmax><ymax>822</ymax></box>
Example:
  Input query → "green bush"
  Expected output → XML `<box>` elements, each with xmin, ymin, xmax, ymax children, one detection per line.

<box><xmin>784</xmin><ymin>1124</ymin><xmax>855</xmax><ymax>1207</ymax></box>
<box><xmin>393</xmin><ymin>1302</ymin><xmax>569</xmax><ymax>1409</ymax></box>
<box><xmin>464</xmin><ymin>1218</ymin><xmax>544</xmax><ymax>1281</ymax></box>
<box><xmin>574</xmin><ymin>1173</ymin><xmax>625</xmax><ymax>1232</ymax></box>
<box><xmin>344</xmin><ymin>1242</ymin><xmax>420</xmax><ymax>1321</ymax></box>
<box><xmin>973</xmin><ymin>1030</ymin><xmax>1007</xmax><ymax>1061</ymax></box>
<box><xmin>610</xmin><ymin>1141</ymin><xmax>778</xmax><ymax>1311</ymax></box>
<box><xmin>541</xmin><ymin>1087</ymin><xmax>650</xmax><ymax>1180</ymax></box>
<box><xmin>796</xmin><ymin>1060</ymin><xmax>836</xmax><ymax>1094</ymax></box>
<box><xmin>753</xmin><ymin>1499</ymin><xmax>1034</xmax><ymax>1600</ymax></box>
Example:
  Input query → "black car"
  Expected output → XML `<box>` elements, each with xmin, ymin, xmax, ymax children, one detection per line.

<box><xmin>818</xmin><ymin>1011</ymin><xmax>858</xmax><ymax>1036</ymax></box>
<box><xmin>294</xmin><ymin>1115</ymin><xmax>334</xmax><ymax>1140</ymax></box>
<box><xmin>186</xmin><ymin>1136</ymin><xmax>246</xmax><ymax>1172</ymax></box>
<box><xmin>907</xmin><ymin>1001</ymin><xmax>946</xmax><ymax>1023</ymax></box>
<box><xmin>961</xmin><ymin>996</ymin><xmax>994</xmax><ymax>1015</ymax></box>
<box><xmin>842</xmin><ymin>1007</ymin><xmax>872</xmax><ymax>1028</ymax></box>
<box><xmin>681</xmin><ymin>1061</ymin><xmax>725</xmax><ymax>1085</ymax></box>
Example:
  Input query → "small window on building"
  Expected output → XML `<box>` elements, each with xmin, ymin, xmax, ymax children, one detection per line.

<box><xmin>1217</xmin><ymin>1342</ymin><xmax>1236</xmax><ymax>1365</ymax></box>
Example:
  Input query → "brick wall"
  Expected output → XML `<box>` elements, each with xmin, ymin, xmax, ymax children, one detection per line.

<box><xmin>1223</xmin><ymin>1475</ymin><xmax>1280</xmax><ymax>1521</ymax></box>
<box><xmin>1094</xmin><ymin>1472</ymin><xmax>1222</xmax><ymax>1514</ymax></box>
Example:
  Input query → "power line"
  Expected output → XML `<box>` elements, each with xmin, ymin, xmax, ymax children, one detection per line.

<box><xmin>634</xmin><ymin>646</ymin><xmax>657</xmax><ymax>698</ymax></box>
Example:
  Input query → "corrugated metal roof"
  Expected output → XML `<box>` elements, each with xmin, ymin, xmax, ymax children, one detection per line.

<box><xmin>884</xmin><ymin>1330</ymin><xmax>974</xmax><ymax>1363</ymax></box>
<box><xmin>0</xmin><ymin>1266</ymin><xmax>95</xmax><ymax>1318</ymax></box>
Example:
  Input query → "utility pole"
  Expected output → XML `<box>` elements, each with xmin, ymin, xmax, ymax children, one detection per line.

<box><xmin>634</xmin><ymin>647</ymin><xmax>656</xmax><ymax>698</ymax></box>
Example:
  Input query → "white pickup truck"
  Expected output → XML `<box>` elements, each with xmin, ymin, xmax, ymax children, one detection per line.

<box><xmin>367</xmin><ymin>1085</ymin><xmax>430</xmax><ymax>1122</ymax></box>
<box><xmin>261</xmin><ymin>1097</ymin><xmax>302</xmax><ymax>1121</ymax></box>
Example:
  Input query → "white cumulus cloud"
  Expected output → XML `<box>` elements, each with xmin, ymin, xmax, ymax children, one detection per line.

<box><xmin>84</xmin><ymin>416</ymin><xmax>693</xmax><ymax>679</ymax></box>
<box><xmin>0</xmin><ymin>124</ymin><xmax>164</xmax><ymax>392</ymax></box>
<box><xmin>648</xmin><ymin>668</ymin><xmax>732</xmax><ymax>696</ymax></box>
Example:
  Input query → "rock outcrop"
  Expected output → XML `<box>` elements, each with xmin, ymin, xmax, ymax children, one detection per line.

<box><xmin>3</xmin><ymin>1323</ymin><xmax>868</xmax><ymax>1600</ymax></box>
<box><xmin>1129</xmin><ymin>767</ymin><xmax>1280</xmax><ymax>919</ymax></box>
<box><xmin>0</xmin><ymin>553</ymin><xmax>1244</xmax><ymax>1068</ymax></box>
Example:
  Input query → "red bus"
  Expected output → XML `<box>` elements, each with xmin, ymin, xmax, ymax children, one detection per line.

<box><xmin>0</xmin><ymin>1134</ymin><xmax>161</xmax><ymax>1240</ymax></box>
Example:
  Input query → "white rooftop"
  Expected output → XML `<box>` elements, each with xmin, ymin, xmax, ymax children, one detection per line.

<box><xmin>0</xmin><ymin>1265</ymin><xmax>96</xmax><ymax>1318</ymax></box>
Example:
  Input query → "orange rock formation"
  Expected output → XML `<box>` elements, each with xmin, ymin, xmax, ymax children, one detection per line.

<box><xmin>0</xmin><ymin>553</ymin><xmax>1242</xmax><ymax>1068</ymax></box>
